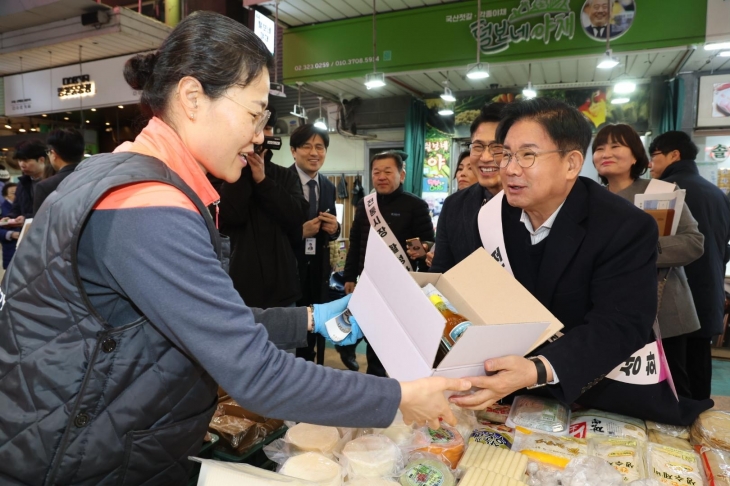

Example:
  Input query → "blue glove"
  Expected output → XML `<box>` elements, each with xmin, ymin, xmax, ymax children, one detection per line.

<box><xmin>313</xmin><ymin>294</ymin><xmax>363</xmax><ymax>346</ymax></box>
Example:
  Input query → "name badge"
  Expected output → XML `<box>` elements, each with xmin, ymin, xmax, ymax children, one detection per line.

<box><xmin>305</xmin><ymin>237</ymin><xmax>316</xmax><ymax>255</ymax></box>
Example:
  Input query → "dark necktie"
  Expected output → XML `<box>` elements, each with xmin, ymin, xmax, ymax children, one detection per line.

<box><xmin>593</xmin><ymin>27</ymin><xmax>605</xmax><ymax>37</ymax></box>
<box><xmin>307</xmin><ymin>179</ymin><xmax>318</xmax><ymax>220</ymax></box>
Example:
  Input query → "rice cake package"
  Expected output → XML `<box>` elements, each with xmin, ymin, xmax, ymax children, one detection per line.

<box><xmin>469</xmin><ymin>423</ymin><xmax>515</xmax><ymax>450</ymax></box>
<box><xmin>646</xmin><ymin>443</ymin><xmax>704</xmax><ymax>486</ymax></box>
<box><xmin>477</xmin><ymin>404</ymin><xmax>512</xmax><ymax>425</ymax></box>
<box><xmin>506</xmin><ymin>396</ymin><xmax>570</xmax><ymax>436</ymax></box>
<box><xmin>589</xmin><ymin>437</ymin><xmax>645</xmax><ymax>483</ymax></box>
<box><xmin>646</xmin><ymin>421</ymin><xmax>690</xmax><ymax>440</ymax></box>
<box><xmin>458</xmin><ymin>440</ymin><xmax>528</xmax><ymax>480</ymax></box>
<box><xmin>512</xmin><ymin>426</ymin><xmax>587</xmax><ymax>469</ymax></box>
<box><xmin>696</xmin><ymin>446</ymin><xmax>730</xmax><ymax>486</ymax></box>
<box><xmin>648</xmin><ymin>430</ymin><xmax>693</xmax><ymax>451</ymax></box>
<box><xmin>569</xmin><ymin>409</ymin><xmax>647</xmax><ymax>441</ymax></box>
<box><xmin>691</xmin><ymin>411</ymin><xmax>730</xmax><ymax>451</ymax></box>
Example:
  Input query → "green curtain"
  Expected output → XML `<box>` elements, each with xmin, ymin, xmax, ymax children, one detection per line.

<box><xmin>659</xmin><ymin>78</ymin><xmax>685</xmax><ymax>134</ymax></box>
<box><xmin>403</xmin><ymin>98</ymin><xmax>427</xmax><ymax>195</ymax></box>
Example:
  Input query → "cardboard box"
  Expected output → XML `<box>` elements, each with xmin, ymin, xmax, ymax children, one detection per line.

<box><xmin>349</xmin><ymin>228</ymin><xmax>564</xmax><ymax>382</ymax></box>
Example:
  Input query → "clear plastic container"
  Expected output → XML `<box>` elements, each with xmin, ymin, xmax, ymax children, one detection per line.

<box><xmin>506</xmin><ymin>395</ymin><xmax>570</xmax><ymax>435</ymax></box>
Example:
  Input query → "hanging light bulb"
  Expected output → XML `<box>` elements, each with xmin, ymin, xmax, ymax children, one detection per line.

<box><xmin>611</xmin><ymin>98</ymin><xmax>630</xmax><ymax>105</ymax></box>
<box><xmin>438</xmin><ymin>106</ymin><xmax>454</xmax><ymax>116</ymax></box>
<box><xmin>441</xmin><ymin>76</ymin><xmax>456</xmax><ymax>102</ymax></box>
<box><xmin>290</xmin><ymin>82</ymin><xmax>307</xmax><ymax>119</ymax></box>
<box><xmin>314</xmin><ymin>97</ymin><xmax>327</xmax><ymax>130</ymax></box>
<box><xmin>4</xmin><ymin>119</ymin><xmax>11</xmax><ymax>130</ymax></box>
<box><xmin>364</xmin><ymin>0</ymin><xmax>386</xmax><ymax>89</ymax></box>
<box><xmin>466</xmin><ymin>0</ymin><xmax>490</xmax><ymax>81</ymax></box>
<box><xmin>614</xmin><ymin>81</ymin><xmax>636</xmax><ymax>94</ymax></box>
<box><xmin>18</xmin><ymin>125</ymin><xmax>26</xmax><ymax>133</ymax></box>
<box><xmin>522</xmin><ymin>64</ymin><xmax>537</xmax><ymax>99</ymax></box>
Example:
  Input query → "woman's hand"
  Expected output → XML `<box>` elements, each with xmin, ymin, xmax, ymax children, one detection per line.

<box><xmin>399</xmin><ymin>377</ymin><xmax>471</xmax><ymax>429</ymax></box>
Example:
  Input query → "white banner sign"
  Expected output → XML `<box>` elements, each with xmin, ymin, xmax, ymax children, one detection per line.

<box><xmin>4</xmin><ymin>54</ymin><xmax>142</xmax><ymax>116</ymax></box>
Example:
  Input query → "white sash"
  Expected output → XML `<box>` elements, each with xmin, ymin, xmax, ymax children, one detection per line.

<box><xmin>364</xmin><ymin>193</ymin><xmax>412</xmax><ymax>271</ymax></box>
<box><xmin>476</xmin><ymin>189</ymin><xmax>673</xmax><ymax>392</ymax></box>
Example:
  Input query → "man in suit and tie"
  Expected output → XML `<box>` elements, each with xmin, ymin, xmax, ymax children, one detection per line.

<box><xmin>583</xmin><ymin>0</ymin><xmax>612</xmax><ymax>39</ymax></box>
<box><xmin>430</xmin><ymin>103</ymin><xmax>505</xmax><ymax>273</ymax></box>
<box><xmin>450</xmin><ymin>99</ymin><xmax>710</xmax><ymax>424</ymax></box>
<box><xmin>290</xmin><ymin>124</ymin><xmax>340</xmax><ymax>364</ymax></box>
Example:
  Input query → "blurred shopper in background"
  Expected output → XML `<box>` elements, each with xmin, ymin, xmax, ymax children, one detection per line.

<box><xmin>9</xmin><ymin>139</ymin><xmax>51</xmax><ymax>221</ymax></box>
<box><xmin>33</xmin><ymin>128</ymin><xmax>85</xmax><ymax>214</ymax></box>
<box><xmin>0</xmin><ymin>182</ymin><xmax>18</xmax><ymax>269</ymax></box>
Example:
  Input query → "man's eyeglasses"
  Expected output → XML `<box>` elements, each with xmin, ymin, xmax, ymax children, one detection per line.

<box><xmin>498</xmin><ymin>149</ymin><xmax>567</xmax><ymax>169</ymax></box>
<box><xmin>467</xmin><ymin>142</ymin><xmax>504</xmax><ymax>157</ymax></box>
<box><xmin>650</xmin><ymin>152</ymin><xmax>662</xmax><ymax>159</ymax></box>
<box><xmin>222</xmin><ymin>94</ymin><xmax>270</xmax><ymax>136</ymax></box>
<box><xmin>297</xmin><ymin>143</ymin><xmax>327</xmax><ymax>154</ymax></box>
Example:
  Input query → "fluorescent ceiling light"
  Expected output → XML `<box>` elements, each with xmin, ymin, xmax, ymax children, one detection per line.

<box><xmin>365</xmin><ymin>72</ymin><xmax>386</xmax><ymax>89</ymax></box>
<box><xmin>614</xmin><ymin>81</ymin><xmax>636</xmax><ymax>94</ymax></box>
<box><xmin>466</xmin><ymin>62</ymin><xmax>490</xmax><ymax>80</ymax></box>
<box><xmin>720</xmin><ymin>51</ymin><xmax>730</xmax><ymax>58</ymax></box>
<box><xmin>438</xmin><ymin>108</ymin><xmax>454</xmax><ymax>116</ymax></box>
<box><xmin>314</xmin><ymin>117</ymin><xmax>327</xmax><ymax>130</ymax></box>
<box><xmin>705</xmin><ymin>42</ymin><xmax>730</xmax><ymax>51</ymax></box>
<box><xmin>611</xmin><ymin>97</ymin><xmax>630</xmax><ymax>105</ymax></box>
<box><xmin>440</xmin><ymin>86</ymin><xmax>456</xmax><ymax>102</ymax></box>
<box><xmin>598</xmin><ymin>51</ymin><xmax>620</xmax><ymax>69</ymax></box>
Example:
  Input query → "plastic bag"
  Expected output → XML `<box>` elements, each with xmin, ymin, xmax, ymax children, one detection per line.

<box><xmin>691</xmin><ymin>410</ymin><xmax>730</xmax><ymax>450</ymax></box>
<box><xmin>627</xmin><ymin>481</ymin><xmax>663</xmax><ymax>486</ymax></box>
<box><xmin>569</xmin><ymin>409</ymin><xmax>647</xmax><ymax>441</ymax></box>
<box><xmin>512</xmin><ymin>426</ymin><xmax>588</xmax><ymax>469</ymax></box>
<box><xmin>697</xmin><ymin>446</ymin><xmax>730</xmax><ymax>486</ymax></box>
<box><xmin>525</xmin><ymin>460</ymin><xmax>563</xmax><ymax>486</ymax></box>
<box><xmin>279</xmin><ymin>452</ymin><xmax>342</xmax><ymax>486</ymax></box>
<box><xmin>450</xmin><ymin>404</ymin><xmax>478</xmax><ymax>444</ymax></box>
<box><xmin>648</xmin><ymin>430</ymin><xmax>693</xmax><ymax>451</ymax></box>
<box><xmin>459</xmin><ymin>439</ymin><xmax>529</xmax><ymax>480</ymax></box>
<box><xmin>469</xmin><ymin>422</ymin><xmax>515</xmax><ymax>450</ymax></box>
<box><xmin>645</xmin><ymin>421</ymin><xmax>690</xmax><ymax>440</ymax></box>
<box><xmin>399</xmin><ymin>452</ymin><xmax>456</xmax><ymax>486</ymax></box>
<box><xmin>339</xmin><ymin>434</ymin><xmax>403</xmax><ymax>479</ymax></box>
<box><xmin>371</xmin><ymin>410</ymin><xmax>429</xmax><ymax>451</ymax></box>
<box><xmin>346</xmin><ymin>479</ymin><xmax>399</xmax><ymax>486</ymax></box>
<box><xmin>189</xmin><ymin>458</ymin><xmax>317</xmax><ymax>485</ymax></box>
<box><xmin>208</xmin><ymin>415</ymin><xmax>265</xmax><ymax>452</ymax></box>
<box><xmin>286</xmin><ymin>423</ymin><xmax>342</xmax><ymax>455</ymax></box>
<box><xmin>477</xmin><ymin>403</ymin><xmax>512</xmax><ymax>424</ymax></box>
<box><xmin>589</xmin><ymin>437</ymin><xmax>645</xmax><ymax>483</ymax></box>
<box><xmin>415</xmin><ymin>424</ymin><xmax>465</xmax><ymax>469</ymax></box>
<box><xmin>646</xmin><ymin>443</ymin><xmax>704</xmax><ymax>486</ymax></box>
<box><xmin>560</xmin><ymin>456</ymin><xmax>623</xmax><ymax>486</ymax></box>
<box><xmin>506</xmin><ymin>395</ymin><xmax>570</xmax><ymax>435</ymax></box>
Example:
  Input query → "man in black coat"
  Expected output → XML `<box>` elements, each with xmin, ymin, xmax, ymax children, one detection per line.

<box><xmin>219</xmin><ymin>108</ymin><xmax>308</xmax><ymax>309</ymax></box>
<box><xmin>431</xmin><ymin>103</ymin><xmax>505</xmax><ymax>273</ymax></box>
<box><xmin>9</xmin><ymin>140</ymin><xmax>49</xmax><ymax>220</ymax></box>
<box><xmin>289</xmin><ymin>124</ymin><xmax>340</xmax><ymax>364</ymax></box>
<box><xmin>649</xmin><ymin>131</ymin><xmax>730</xmax><ymax>401</ymax></box>
<box><xmin>344</xmin><ymin>151</ymin><xmax>435</xmax><ymax>376</ymax></box>
<box><xmin>33</xmin><ymin>128</ymin><xmax>84</xmax><ymax>215</ymax></box>
<box><xmin>451</xmin><ymin>99</ymin><xmax>710</xmax><ymax>424</ymax></box>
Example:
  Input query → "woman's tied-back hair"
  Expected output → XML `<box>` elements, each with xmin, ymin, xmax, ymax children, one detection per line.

<box><xmin>123</xmin><ymin>11</ymin><xmax>274</xmax><ymax>118</ymax></box>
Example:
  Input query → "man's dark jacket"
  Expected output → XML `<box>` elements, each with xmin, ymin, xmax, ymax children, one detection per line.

<box><xmin>431</xmin><ymin>183</ymin><xmax>493</xmax><ymax>273</ymax></box>
<box><xmin>289</xmin><ymin>166</ymin><xmax>340</xmax><ymax>304</ymax></box>
<box><xmin>345</xmin><ymin>185</ymin><xmax>434</xmax><ymax>281</ymax></box>
<box><xmin>219</xmin><ymin>157</ymin><xmax>308</xmax><ymax>308</ymax></box>
<box><xmin>660</xmin><ymin>160</ymin><xmax>730</xmax><ymax>337</ymax></box>
<box><xmin>9</xmin><ymin>174</ymin><xmax>35</xmax><ymax>218</ymax></box>
<box><xmin>33</xmin><ymin>163</ymin><xmax>79</xmax><ymax>215</ymax></box>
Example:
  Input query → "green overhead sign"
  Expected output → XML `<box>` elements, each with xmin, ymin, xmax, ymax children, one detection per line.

<box><xmin>283</xmin><ymin>0</ymin><xmax>706</xmax><ymax>84</ymax></box>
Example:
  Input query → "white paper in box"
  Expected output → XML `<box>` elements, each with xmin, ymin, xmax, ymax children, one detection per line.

<box><xmin>349</xmin><ymin>228</ymin><xmax>564</xmax><ymax>382</ymax></box>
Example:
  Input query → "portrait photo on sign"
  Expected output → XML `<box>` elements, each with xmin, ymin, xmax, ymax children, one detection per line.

<box><xmin>581</xmin><ymin>0</ymin><xmax>635</xmax><ymax>41</ymax></box>
<box><xmin>698</xmin><ymin>74</ymin><xmax>730</xmax><ymax>128</ymax></box>
<box><xmin>713</xmin><ymin>83</ymin><xmax>730</xmax><ymax>118</ymax></box>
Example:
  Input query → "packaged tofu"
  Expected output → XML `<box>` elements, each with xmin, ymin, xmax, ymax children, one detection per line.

<box><xmin>477</xmin><ymin>404</ymin><xmax>512</xmax><ymax>425</ymax></box>
<box><xmin>589</xmin><ymin>437</ymin><xmax>646</xmax><ymax>482</ymax></box>
<box><xmin>469</xmin><ymin>423</ymin><xmax>515</xmax><ymax>450</ymax></box>
<box><xmin>569</xmin><ymin>409</ymin><xmax>647</xmax><ymax>441</ymax></box>
<box><xmin>506</xmin><ymin>396</ymin><xmax>570</xmax><ymax>435</ymax></box>
<box><xmin>512</xmin><ymin>426</ymin><xmax>588</xmax><ymax>469</ymax></box>
<box><xmin>691</xmin><ymin>411</ymin><xmax>730</xmax><ymax>451</ymax></box>
<box><xmin>646</xmin><ymin>443</ymin><xmax>704</xmax><ymax>486</ymax></box>
<box><xmin>696</xmin><ymin>446</ymin><xmax>730</xmax><ymax>486</ymax></box>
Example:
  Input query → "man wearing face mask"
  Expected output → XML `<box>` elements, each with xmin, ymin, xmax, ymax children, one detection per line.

<box><xmin>344</xmin><ymin>151</ymin><xmax>434</xmax><ymax>376</ymax></box>
<box><xmin>430</xmin><ymin>103</ymin><xmax>505</xmax><ymax>273</ymax></box>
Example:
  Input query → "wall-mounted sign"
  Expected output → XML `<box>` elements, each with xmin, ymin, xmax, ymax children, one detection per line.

<box><xmin>254</xmin><ymin>10</ymin><xmax>275</xmax><ymax>54</ymax></box>
<box><xmin>697</xmin><ymin>74</ymin><xmax>730</xmax><ymax>128</ymax></box>
<box><xmin>422</xmin><ymin>129</ymin><xmax>451</xmax><ymax>225</ymax></box>
<box><xmin>283</xmin><ymin>0</ymin><xmax>703</xmax><ymax>84</ymax></box>
<box><xmin>10</xmin><ymin>98</ymin><xmax>32</xmax><ymax>112</ymax></box>
<box><xmin>58</xmin><ymin>75</ymin><xmax>96</xmax><ymax>100</ymax></box>
<box><xmin>711</xmin><ymin>144</ymin><xmax>729</xmax><ymax>162</ymax></box>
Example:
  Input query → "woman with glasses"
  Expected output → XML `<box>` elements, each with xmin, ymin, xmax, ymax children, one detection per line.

<box><xmin>0</xmin><ymin>12</ymin><xmax>468</xmax><ymax>485</ymax></box>
<box><xmin>592</xmin><ymin>123</ymin><xmax>704</xmax><ymax>398</ymax></box>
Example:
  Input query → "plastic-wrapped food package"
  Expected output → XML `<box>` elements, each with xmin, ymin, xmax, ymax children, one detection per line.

<box><xmin>648</xmin><ymin>430</ymin><xmax>693</xmax><ymax>451</ymax></box>
<box><xmin>569</xmin><ymin>409</ymin><xmax>647</xmax><ymax>441</ymax></box>
<box><xmin>470</xmin><ymin>422</ymin><xmax>515</xmax><ymax>450</ymax></box>
<box><xmin>192</xmin><ymin>459</ymin><xmax>317</xmax><ymax>485</ymax></box>
<box><xmin>512</xmin><ymin>426</ymin><xmax>588</xmax><ymax>469</ymax></box>
<box><xmin>506</xmin><ymin>396</ymin><xmax>570</xmax><ymax>435</ymax></box>
<box><xmin>477</xmin><ymin>404</ymin><xmax>512</xmax><ymax>425</ymax></box>
<box><xmin>287</xmin><ymin>424</ymin><xmax>341</xmax><ymax>455</ymax></box>
<box><xmin>645</xmin><ymin>421</ymin><xmax>690</xmax><ymax>440</ymax></box>
<box><xmin>560</xmin><ymin>456</ymin><xmax>624</xmax><ymax>486</ymax></box>
<box><xmin>209</xmin><ymin>415</ymin><xmax>264</xmax><ymax>452</ymax></box>
<box><xmin>589</xmin><ymin>437</ymin><xmax>645</xmax><ymax>483</ymax></box>
<box><xmin>646</xmin><ymin>443</ymin><xmax>705</xmax><ymax>486</ymax></box>
<box><xmin>626</xmin><ymin>481</ymin><xmax>663</xmax><ymax>486</ymax></box>
<box><xmin>374</xmin><ymin>411</ymin><xmax>416</xmax><ymax>447</ymax></box>
<box><xmin>345</xmin><ymin>479</ymin><xmax>399</xmax><ymax>485</ymax></box>
<box><xmin>697</xmin><ymin>446</ymin><xmax>730</xmax><ymax>486</ymax></box>
<box><xmin>280</xmin><ymin>452</ymin><xmax>342</xmax><ymax>486</ymax></box>
<box><xmin>450</xmin><ymin>404</ymin><xmax>478</xmax><ymax>444</ymax></box>
<box><xmin>691</xmin><ymin>411</ymin><xmax>730</xmax><ymax>451</ymax></box>
<box><xmin>399</xmin><ymin>456</ymin><xmax>455</xmax><ymax>486</ymax></box>
<box><xmin>458</xmin><ymin>439</ymin><xmax>528</xmax><ymax>479</ymax></box>
<box><xmin>459</xmin><ymin>467</ymin><xmax>527</xmax><ymax>486</ymax></box>
<box><xmin>525</xmin><ymin>461</ymin><xmax>562</xmax><ymax>486</ymax></box>
<box><xmin>416</xmin><ymin>425</ymin><xmax>465</xmax><ymax>469</ymax></box>
<box><xmin>341</xmin><ymin>435</ymin><xmax>402</xmax><ymax>479</ymax></box>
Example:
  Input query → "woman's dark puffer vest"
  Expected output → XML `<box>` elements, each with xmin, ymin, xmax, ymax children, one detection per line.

<box><xmin>0</xmin><ymin>153</ymin><xmax>222</xmax><ymax>485</ymax></box>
